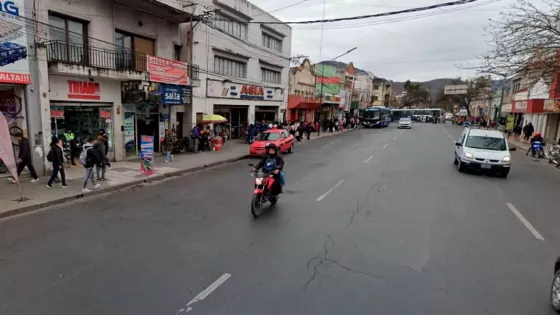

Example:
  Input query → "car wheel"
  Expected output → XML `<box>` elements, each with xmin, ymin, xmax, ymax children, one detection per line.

<box><xmin>288</xmin><ymin>142</ymin><xmax>294</xmax><ymax>153</ymax></box>
<box><xmin>456</xmin><ymin>158</ymin><xmax>465</xmax><ymax>172</ymax></box>
<box><xmin>453</xmin><ymin>154</ymin><xmax>458</xmax><ymax>165</ymax></box>
<box><xmin>498</xmin><ymin>169</ymin><xmax>510</xmax><ymax>178</ymax></box>
<box><xmin>551</xmin><ymin>269</ymin><xmax>560</xmax><ymax>312</ymax></box>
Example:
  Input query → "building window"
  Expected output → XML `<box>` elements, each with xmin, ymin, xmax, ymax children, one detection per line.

<box><xmin>262</xmin><ymin>68</ymin><xmax>281</xmax><ymax>84</ymax></box>
<box><xmin>512</xmin><ymin>79</ymin><xmax>521</xmax><ymax>92</ymax></box>
<box><xmin>114</xmin><ymin>30</ymin><xmax>154</xmax><ymax>71</ymax></box>
<box><xmin>174</xmin><ymin>45</ymin><xmax>182</xmax><ymax>61</ymax></box>
<box><xmin>215</xmin><ymin>57</ymin><xmax>246</xmax><ymax>78</ymax></box>
<box><xmin>262</xmin><ymin>33</ymin><xmax>282</xmax><ymax>52</ymax></box>
<box><xmin>373</xmin><ymin>85</ymin><xmax>379</xmax><ymax>90</ymax></box>
<box><xmin>214</xmin><ymin>13</ymin><xmax>247</xmax><ymax>39</ymax></box>
<box><xmin>48</xmin><ymin>13</ymin><xmax>88</xmax><ymax>63</ymax></box>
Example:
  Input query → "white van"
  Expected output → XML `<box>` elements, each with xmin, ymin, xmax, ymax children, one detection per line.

<box><xmin>454</xmin><ymin>128</ymin><xmax>516</xmax><ymax>178</ymax></box>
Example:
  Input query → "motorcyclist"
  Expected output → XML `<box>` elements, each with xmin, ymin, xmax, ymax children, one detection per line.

<box><xmin>253</xmin><ymin>143</ymin><xmax>284</xmax><ymax>195</ymax></box>
<box><xmin>527</xmin><ymin>132</ymin><xmax>545</xmax><ymax>156</ymax></box>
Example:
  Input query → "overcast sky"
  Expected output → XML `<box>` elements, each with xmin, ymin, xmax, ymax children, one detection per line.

<box><xmin>249</xmin><ymin>0</ymin><xmax>520</xmax><ymax>82</ymax></box>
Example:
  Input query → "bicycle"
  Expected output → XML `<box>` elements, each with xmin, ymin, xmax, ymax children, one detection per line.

<box><xmin>1</xmin><ymin>92</ymin><xmax>25</xmax><ymax>137</ymax></box>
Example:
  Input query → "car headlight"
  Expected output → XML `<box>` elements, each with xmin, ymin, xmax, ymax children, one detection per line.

<box><xmin>502</xmin><ymin>156</ymin><xmax>511</xmax><ymax>162</ymax></box>
<box><xmin>465</xmin><ymin>152</ymin><xmax>473</xmax><ymax>159</ymax></box>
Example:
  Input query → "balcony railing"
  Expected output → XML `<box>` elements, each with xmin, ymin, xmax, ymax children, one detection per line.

<box><xmin>46</xmin><ymin>41</ymin><xmax>199</xmax><ymax>80</ymax></box>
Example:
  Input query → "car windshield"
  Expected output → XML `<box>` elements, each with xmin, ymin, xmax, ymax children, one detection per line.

<box><xmin>258</xmin><ymin>132</ymin><xmax>281</xmax><ymax>141</ymax></box>
<box><xmin>465</xmin><ymin>136</ymin><xmax>507</xmax><ymax>151</ymax></box>
<box><xmin>399</xmin><ymin>118</ymin><xmax>411</xmax><ymax>122</ymax></box>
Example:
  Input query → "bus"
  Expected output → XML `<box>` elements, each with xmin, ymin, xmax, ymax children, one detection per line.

<box><xmin>359</xmin><ymin>106</ymin><xmax>391</xmax><ymax>128</ymax></box>
<box><xmin>390</xmin><ymin>108</ymin><xmax>442</xmax><ymax>122</ymax></box>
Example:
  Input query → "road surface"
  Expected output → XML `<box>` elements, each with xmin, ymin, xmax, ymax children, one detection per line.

<box><xmin>1</xmin><ymin>123</ymin><xmax>560</xmax><ymax>315</ymax></box>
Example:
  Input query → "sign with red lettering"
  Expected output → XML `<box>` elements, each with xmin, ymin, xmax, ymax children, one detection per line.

<box><xmin>50</xmin><ymin>109</ymin><xmax>64</xmax><ymax>118</ymax></box>
<box><xmin>147</xmin><ymin>55</ymin><xmax>189</xmax><ymax>86</ymax></box>
<box><xmin>0</xmin><ymin>72</ymin><xmax>30</xmax><ymax>84</ymax></box>
<box><xmin>99</xmin><ymin>110</ymin><xmax>111</xmax><ymax>119</ymax></box>
<box><xmin>67</xmin><ymin>80</ymin><xmax>100</xmax><ymax>100</ymax></box>
<box><xmin>0</xmin><ymin>0</ymin><xmax>30</xmax><ymax>85</ymax></box>
<box><xmin>240</xmin><ymin>85</ymin><xmax>265</xmax><ymax>100</ymax></box>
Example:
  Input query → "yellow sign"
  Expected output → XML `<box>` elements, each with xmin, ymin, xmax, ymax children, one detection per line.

<box><xmin>506</xmin><ymin>115</ymin><xmax>515</xmax><ymax>130</ymax></box>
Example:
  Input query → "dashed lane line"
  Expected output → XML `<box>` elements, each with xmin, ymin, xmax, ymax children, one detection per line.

<box><xmin>506</xmin><ymin>203</ymin><xmax>545</xmax><ymax>241</ymax></box>
<box><xmin>364</xmin><ymin>156</ymin><xmax>374</xmax><ymax>163</ymax></box>
<box><xmin>316</xmin><ymin>180</ymin><xmax>344</xmax><ymax>202</ymax></box>
<box><xmin>176</xmin><ymin>273</ymin><xmax>232</xmax><ymax>314</ymax></box>
<box><xmin>383</xmin><ymin>144</ymin><xmax>389</xmax><ymax>149</ymax></box>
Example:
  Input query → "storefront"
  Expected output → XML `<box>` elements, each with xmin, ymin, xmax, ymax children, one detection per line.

<box><xmin>205</xmin><ymin>79</ymin><xmax>286</xmax><ymax>133</ymax></box>
<box><xmin>48</xmin><ymin>75</ymin><xmax>121</xmax><ymax>158</ymax></box>
<box><xmin>121</xmin><ymin>55</ymin><xmax>191</xmax><ymax>157</ymax></box>
<box><xmin>320</xmin><ymin>94</ymin><xmax>341</xmax><ymax>120</ymax></box>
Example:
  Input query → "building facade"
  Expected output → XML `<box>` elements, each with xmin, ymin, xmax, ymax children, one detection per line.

<box><xmin>22</xmin><ymin>0</ymin><xmax>199</xmax><ymax>174</ymax></box>
<box><xmin>372</xmin><ymin>78</ymin><xmax>392</xmax><ymax>107</ymax></box>
<box><xmin>353</xmin><ymin>72</ymin><xmax>374</xmax><ymax>114</ymax></box>
<box><xmin>287</xmin><ymin>59</ymin><xmax>318</xmax><ymax>122</ymax></box>
<box><xmin>188</xmin><ymin>0</ymin><xmax>291</xmax><ymax>139</ymax></box>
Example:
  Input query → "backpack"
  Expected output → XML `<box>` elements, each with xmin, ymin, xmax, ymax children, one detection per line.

<box><xmin>46</xmin><ymin>149</ymin><xmax>53</xmax><ymax>162</ymax></box>
<box><xmin>79</xmin><ymin>147</ymin><xmax>89</xmax><ymax>165</ymax></box>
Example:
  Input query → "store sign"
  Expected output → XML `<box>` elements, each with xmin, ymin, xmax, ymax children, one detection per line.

<box><xmin>544</xmin><ymin>99</ymin><xmax>560</xmax><ymax>113</ymax></box>
<box><xmin>67</xmin><ymin>80</ymin><xmax>100</xmax><ymax>100</ymax></box>
<box><xmin>160</xmin><ymin>84</ymin><xmax>185</xmax><ymax>105</ymax></box>
<box><xmin>147</xmin><ymin>55</ymin><xmax>189</xmax><ymax>86</ymax></box>
<box><xmin>501</xmin><ymin>103</ymin><xmax>512</xmax><ymax>113</ymax></box>
<box><xmin>514</xmin><ymin>100</ymin><xmax>527</xmax><ymax>113</ymax></box>
<box><xmin>99</xmin><ymin>110</ymin><xmax>111</xmax><ymax>119</ymax></box>
<box><xmin>209</xmin><ymin>81</ymin><xmax>283</xmax><ymax>101</ymax></box>
<box><xmin>50</xmin><ymin>108</ymin><xmax>64</xmax><ymax>118</ymax></box>
<box><xmin>183</xmin><ymin>86</ymin><xmax>192</xmax><ymax>105</ymax></box>
<box><xmin>0</xmin><ymin>0</ymin><xmax>30</xmax><ymax>85</ymax></box>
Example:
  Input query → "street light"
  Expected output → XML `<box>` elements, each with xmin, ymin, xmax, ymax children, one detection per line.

<box><xmin>316</xmin><ymin>47</ymin><xmax>358</xmax><ymax>136</ymax></box>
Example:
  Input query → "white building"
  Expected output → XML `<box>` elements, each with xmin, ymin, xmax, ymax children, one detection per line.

<box><xmin>354</xmin><ymin>72</ymin><xmax>374</xmax><ymax>110</ymax></box>
<box><xmin>27</xmin><ymin>0</ymin><xmax>198</xmax><ymax>170</ymax></box>
<box><xmin>187</xmin><ymin>0</ymin><xmax>292</xmax><ymax>138</ymax></box>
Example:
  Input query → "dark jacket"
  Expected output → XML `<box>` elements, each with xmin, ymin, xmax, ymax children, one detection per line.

<box><xmin>83</xmin><ymin>143</ymin><xmax>102</xmax><ymax>168</ymax></box>
<box><xmin>93</xmin><ymin>142</ymin><xmax>106</xmax><ymax>164</ymax></box>
<box><xmin>18</xmin><ymin>137</ymin><xmax>31</xmax><ymax>161</ymax></box>
<box><xmin>530</xmin><ymin>136</ymin><xmax>544</xmax><ymax>145</ymax></box>
<box><xmin>254</xmin><ymin>154</ymin><xmax>285</xmax><ymax>172</ymax></box>
<box><xmin>103</xmin><ymin>135</ymin><xmax>109</xmax><ymax>156</ymax></box>
<box><xmin>163</xmin><ymin>135</ymin><xmax>174</xmax><ymax>151</ymax></box>
<box><xmin>50</xmin><ymin>145</ymin><xmax>64</xmax><ymax>165</ymax></box>
<box><xmin>523</xmin><ymin>124</ymin><xmax>534</xmax><ymax>135</ymax></box>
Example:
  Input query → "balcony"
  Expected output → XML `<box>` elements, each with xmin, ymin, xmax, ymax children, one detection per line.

<box><xmin>46</xmin><ymin>41</ymin><xmax>199</xmax><ymax>82</ymax></box>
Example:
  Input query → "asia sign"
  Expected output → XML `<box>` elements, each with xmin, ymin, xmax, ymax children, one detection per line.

<box><xmin>207</xmin><ymin>80</ymin><xmax>283</xmax><ymax>101</ymax></box>
<box><xmin>147</xmin><ymin>55</ymin><xmax>189</xmax><ymax>86</ymax></box>
<box><xmin>67</xmin><ymin>80</ymin><xmax>100</xmax><ymax>100</ymax></box>
<box><xmin>0</xmin><ymin>0</ymin><xmax>30</xmax><ymax>85</ymax></box>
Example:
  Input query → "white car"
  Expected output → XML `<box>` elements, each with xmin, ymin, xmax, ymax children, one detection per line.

<box><xmin>454</xmin><ymin>128</ymin><xmax>516</xmax><ymax>178</ymax></box>
<box><xmin>397</xmin><ymin>117</ymin><xmax>412</xmax><ymax>129</ymax></box>
<box><xmin>445</xmin><ymin>113</ymin><xmax>453</xmax><ymax>121</ymax></box>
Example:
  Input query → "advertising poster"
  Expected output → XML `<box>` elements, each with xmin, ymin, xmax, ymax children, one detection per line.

<box><xmin>0</xmin><ymin>114</ymin><xmax>18</xmax><ymax>182</ymax></box>
<box><xmin>140</xmin><ymin>135</ymin><xmax>154</xmax><ymax>176</ymax></box>
<box><xmin>147</xmin><ymin>55</ymin><xmax>189</xmax><ymax>86</ymax></box>
<box><xmin>506</xmin><ymin>115</ymin><xmax>515</xmax><ymax>131</ymax></box>
<box><xmin>0</xmin><ymin>0</ymin><xmax>30</xmax><ymax>85</ymax></box>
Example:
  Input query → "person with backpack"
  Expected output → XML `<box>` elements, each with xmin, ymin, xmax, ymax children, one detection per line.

<box><xmin>46</xmin><ymin>138</ymin><xmax>68</xmax><ymax>189</ymax></box>
<box><xmin>80</xmin><ymin>138</ymin><xmax>102</xmax><ymax>193</ymax></box>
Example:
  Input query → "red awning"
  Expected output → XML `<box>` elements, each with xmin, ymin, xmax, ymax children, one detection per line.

<box><xmin>292</xmin><ymin>102</ymin><xmax>321</xmax><ymax>109</ymax></box>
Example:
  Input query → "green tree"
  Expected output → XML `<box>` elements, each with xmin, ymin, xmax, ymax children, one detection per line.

<box><xmin>398</xmin><ymin>80</ymin><xmax>430</xmax><ymax>108</ymax></box>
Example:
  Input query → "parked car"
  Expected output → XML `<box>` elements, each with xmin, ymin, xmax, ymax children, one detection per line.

<box><xmin>454</xmin><ymin>128</ymin><xmax>516</xmax><ymax>178</ymax></box>
<box><xmin>249</xmin><ymin>129</ymin><xmax>294</xmax><ymax>157</ymax></box>
<box><xmin>397</xmin><ymin>117</ymin><xmax>412</xmax><ymax>129</ymax></box>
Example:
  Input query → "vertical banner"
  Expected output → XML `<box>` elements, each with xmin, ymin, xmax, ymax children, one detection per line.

<box><xmin>140</xmin><ymin>135</ymin><xmax>154</xmax><ymax>176</ymax></box>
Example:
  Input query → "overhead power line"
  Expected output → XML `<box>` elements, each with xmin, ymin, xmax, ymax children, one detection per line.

<box><xmin>253</xmin><ymin>0</ymin><xmax>310</xmax><ymax>17</ymax></box>
<box><xmin>211</xmin><ymin>0</ymin><xmax>479</xmax><ymax>24</ymax></box>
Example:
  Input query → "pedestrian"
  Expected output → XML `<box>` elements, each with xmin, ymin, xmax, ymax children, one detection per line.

<box><xmin>8</xmin><ymin>132</ymin><xmax>39</xmax><ymax>183</ymax></box>
<box><xmin>46</xmin><ymin>138</ymin><xmax>68</xmax><ymax>189</ymax></box>
<box><xmin>163</xmin><ymin>129</ymin><xmax>173</xmax><ymax>162</ymax></box>
<box><xmin>99</xmin><ymin>129</ymin><xmax>111</xmax><ymax>168</ymax></box>
<box><xmin>94</xmin><ymin>135</ymin><xmax>107</xmax><ymax>181</ymax></box>
<box><xmin>63</xmin><ymin>129</ymin><xmax>77</xmax><ymax>165</ymax></box>
<box><xmin>514</xmin><ymin>125</ymin><xmax>522</xmax><ymax>139</ymax></box>
<box><xmin>523</xmin><ymin>122</ymin><xmax>534</xmax><ymax>141</ymax></box>
<box><xmin>191</xmin><ymin>124</ymin><xmax>200</xmax><ymax>153</ymax></box>
<box><xmin>80</xmin><ymin>137</ymin><xmax>101</xmax><ymax>193</ymax></box>
<box><xmin>305</xmin><ymin>121</ymin><xmax>312</xmax><ymax>140</ymax></box>
<box><xmin>248</xmin><ymin>124</ymin><xmax>255</xmax><ymax>144</ymax></box>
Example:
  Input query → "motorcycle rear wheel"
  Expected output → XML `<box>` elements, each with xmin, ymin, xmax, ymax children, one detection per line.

<box><xmin>251</xmin><ymin>194</ymin><xmax>263</xmax><ymax>218</ymax></box>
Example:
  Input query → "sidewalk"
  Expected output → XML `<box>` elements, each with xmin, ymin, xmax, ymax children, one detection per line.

<box><xmin>0</xmin><ymin>128</ymin><xmax>354</xmax><ymax>219</ymax></box>
<box><xmin>505</xmin><ymin>134</ymin><xmax>531</xmax><ymax>151</ymax></box>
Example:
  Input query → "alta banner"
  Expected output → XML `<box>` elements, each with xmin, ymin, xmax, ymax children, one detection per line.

<box><xmin>147</xmin><ymin>55</ymin><xmax>189</xmax><ymax>86</ymax></box>
<box><xmin>140</xmin><ymin>135</ymin><xmax>154</xmax><ymax>176</ymax></box>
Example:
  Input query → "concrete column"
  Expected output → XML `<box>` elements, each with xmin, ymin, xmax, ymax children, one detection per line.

<box><xmin>541</xmin><ymin>114</ymin><xmax>548</xmax><ymax>137</ymax></box>
<box><xmin>248</xmin><ymin>104</ymin><xmax>256</xmax><ymax>125</ymax></box>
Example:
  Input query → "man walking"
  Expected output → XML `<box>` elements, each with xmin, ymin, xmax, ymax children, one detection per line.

<box><xmin>94</xmin><ymin>135</ymin><xmax>107</xmax><ymax>181</ymax></box>
<box><xmin>191</xmin><ymin>124</ymin><xmax>200</xmax><ymax>153</ymax></box>
<box><xmin>9</xmin><ymin>132</ymin><xmax>39</xmax><ymax>183</ymax></box>
<box><xmin>46</xmin><ymin>138</ymin><xmax>68</xmax><ymax>189</ymax></box>
<box><xmin>81</xmin><ymin>138</ymin><xmax>101</xmax><ymax>193</ymax></box>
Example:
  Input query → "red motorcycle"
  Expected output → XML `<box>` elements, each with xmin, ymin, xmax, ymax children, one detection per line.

<box><xmin>249</xmin><ymin>165</ymin><xmax>279</xmax><ymax>218</ymax></box>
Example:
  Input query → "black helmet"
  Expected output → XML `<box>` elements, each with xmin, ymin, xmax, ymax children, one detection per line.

<box><xmin>265</xmin><ymin>143</ymin><xmax>278</xmax><ymax>156</ymax></box>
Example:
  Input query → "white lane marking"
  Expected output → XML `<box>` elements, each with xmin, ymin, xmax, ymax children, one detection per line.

<box><xmin>448</xmin><ymin>134</ymin><xmax>452</xmax><ymax>138</ymax></box>
<box><xmin>399</xmin><ymin>131</ymin><xmax>402</xmax><ymax>134</ymax></box>
<box><xmin>364</xmin><ymin>156</ymin><xmax>374</xmax><ymax>163</ymax></box>
<box><xmin>316</xmin><ymin>180</ymin><xmax>344</xmax><ymax>202</ymax></box>
<box><xmin>392</xmin><ymin>137</ymin><xmax>396</xmax><ymax>140</ymax></box>
<box><xmin>506</xmin><ymin>203</ymin><xmax>545</xmax><ymax>241</ymax></box>
<box><xmin>177</xmin><ymin>273</ymin><xmax>232</xmax><ymax>314</ymax></box>
<box><xmin>382</xmin><ymin>144</ymin><xmax>389</xmax><ymax>149</ymax></box>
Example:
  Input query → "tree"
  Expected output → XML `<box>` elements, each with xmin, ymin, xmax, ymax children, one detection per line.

<box><xmin>473</xmin><ymin>0</ymin><xmax>560</xmax><ymax>85</ymax></box>
<box><xmin>397</xmin><ymin>80</ymin><xmax>430</xmax><ymax>108</ymax></box>
<box><xmin>442</xmin><ymin>77</ymin><xmax>492</xmax><ymax>118</ymax></box>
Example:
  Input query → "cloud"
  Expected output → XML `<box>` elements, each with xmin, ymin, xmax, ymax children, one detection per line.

<box><xmin>251</xmin><ymin>0</ymin><xmax>523</xmax><ymax>81</ymax></box>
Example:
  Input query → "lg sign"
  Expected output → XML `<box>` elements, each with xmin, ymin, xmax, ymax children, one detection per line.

<box><xmin>68</xmin><ymin>80</ymin><xmax>100</xmax><ymax>100</ymax></box>
<box><xmin>0</xmin><ymin>1</ymin><xmax>20</xmax><ymax>16</ymax></box>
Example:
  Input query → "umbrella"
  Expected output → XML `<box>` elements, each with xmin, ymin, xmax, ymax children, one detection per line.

<box><xmin>200</xmin><ymin>114</ymin><xmax>228</xmax><ymax>124</ymax></box>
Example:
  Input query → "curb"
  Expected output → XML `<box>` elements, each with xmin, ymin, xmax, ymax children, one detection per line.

<box><xmin>0</xmin><ymin>128</ymin><xmax>359</xmax><ymax>220</ymax></box>
<box><xmin>0</xmin><ymin>155</ymin><xmax>249</xmax><ymax>220</ymax></box>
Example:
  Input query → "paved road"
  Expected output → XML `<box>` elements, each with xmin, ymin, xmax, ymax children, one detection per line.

<box><xmin>1</xmin><ymin>123</ymin><xmax>560</xmax><ymax>315</ymax></box>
